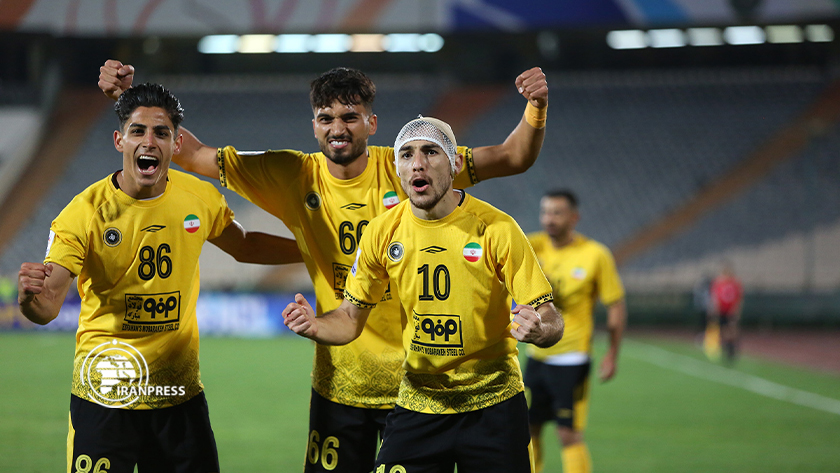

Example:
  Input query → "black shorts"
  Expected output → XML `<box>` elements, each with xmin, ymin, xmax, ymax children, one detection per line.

<box><xmin>524</xmin><ymin>358</ymin><xmax>591</xmax><ymax>431</ymax></box>
<box><xmin>305</xmin><ymin>388</ymin><xmax>391</xmax><ymax>473</ymax></box>
<box><xmin>68</xmin><ymin>392</ymin><xmax>219</xmax><ymax>473</ymax></box>
<box><xmin>375</xmin><ymin>392</ymin><xmax>532</xmax><ymax>473</ymax></box>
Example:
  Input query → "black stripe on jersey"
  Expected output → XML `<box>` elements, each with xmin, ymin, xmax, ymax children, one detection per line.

<box><xmin>343</xmin><ymin>290</ymin><xmax>377</xmax><ymax>310</ymax></box>
<box><xmin>465</xmin><ymin>148</ymin><xmax>478</xmax><ymax>184</ymax></box>
<box><xmin>217</xmin><ymin>148</ymin><xmax>227</xmax><ymax>188</ymax></box>
<box><xmin>528</xmin><ymin>293</ymin><xmax>554</xmax><ymax>308</ymax></box>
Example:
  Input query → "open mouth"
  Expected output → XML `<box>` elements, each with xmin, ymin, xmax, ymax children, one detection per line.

<box><xmin>411</xmin><ymin>178</ymin><xmax>429</xmax><ymax>193</ymax></box>
<box><xmin>137</xmin><ymin>155</ymin><xmax>160</xmax><ymax>176</ymax></box>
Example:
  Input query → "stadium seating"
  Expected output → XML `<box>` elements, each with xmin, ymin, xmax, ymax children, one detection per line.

<box><xmin>1</xmin><ymin>67</ymin><xmax>836</xmax><ymax>291</ymax></box>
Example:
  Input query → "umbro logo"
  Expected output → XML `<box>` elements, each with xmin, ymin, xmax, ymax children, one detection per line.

<box><xmin>341</xmin><ymin>203</ymin><xmax>367</xmax><ymax>210</ymax></box>
<box><xmin>141</xmin><ymin>225</ymin><xmax>166</xmax><ymax>232</ymax></box>
<box><xmin>420</xmin><ymin>246</ymin><xmax>447</xmax><ymax>254</ymax></box>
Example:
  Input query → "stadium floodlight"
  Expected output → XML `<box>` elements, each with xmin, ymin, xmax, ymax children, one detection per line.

<box><xmin>351</xmin><ymin>34</ymin><xmax>385</xmax><ymax>52</ymax></box>
<box><xmin>418</xmin><ymin>33</ymin><xmax>445</xmax><ymax>52</ymax></box>
<box><xmin>648</xmin><ymin>29</ymin><xmax>686</xmax><ymax>48</ymax></box>
<box><xmin>311</xmin><ymin>34</ymin><xmax>351</xmax><ymax>53</ymax></box>
<box><xmin>766</xmin><ymin>25</ymin><xmax>804</xmax><ymax>44</ymax></box>
<box><xmin>723</xmin><ymin>26</ymin><xmax>765</xmax><ymax>45</ymax></box>
<box><xmin>198</xmin><ymin>35</ymin><xmax>239</xmax><ymax>54</ymax></box>
<box><xmin>805</xmin><ymin>25</ymin><xmax>834</xmax><ymax>42</ymax></box>
<box><xmin>276</xmin><ymin>34</ymin><xmax>311</xmax><ymax>53</ymax></box>
<box><xmin>384</xmin><ymin>34</ymin><xmax>422</xmax><ymax>52</ymax></box>
<box><xmin>239</xmin><ymin>34</ymin><xmax>275</xmax><ymax>54</ymax></box>
<box><xmin>687</xmin><ymin>28</ymin><xmax>723</xmax><ymax>46</ymax></box>
<box><xmin>606</xmin><ymin>30</ymin><xmax>647</xmax><ymax>49</ymax></box>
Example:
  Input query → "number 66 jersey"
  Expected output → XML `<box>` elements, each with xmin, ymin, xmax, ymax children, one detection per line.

<box><xmin>45</xmin><ymin>170</ymin><xmax>233</xmax><ymax>409</ymax></box>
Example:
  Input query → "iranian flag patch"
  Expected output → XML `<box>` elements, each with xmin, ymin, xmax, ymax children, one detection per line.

<box><xmin>184</xmin><ymin>214</ymin><xmax>201</xmax><ymax>233</ymax></box>
<box><xmin>383</xmin><ymin>191</ymin><xmax>400</xmax><ymax>209</ymax></box>
<box><xmin>463</xmin><ymin>242</ymin><xmax>482</xmax><ymax>262</ymax></box>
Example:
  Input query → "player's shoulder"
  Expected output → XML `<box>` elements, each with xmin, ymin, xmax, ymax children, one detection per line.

<box><xmin>368</xmin><ymin>146</ymin><xmax>396</xmax><ymax>160</ymax></box>
<box><xmin>575</xmin><ymin>233</ymin><xmax>614</xmax><ymax>258</ymax></box>
<box><xmin>461</xmin><ymin>193</ymin><xmax>518</xmax><ymax>228</ymax></box>
<box><xmin>527</xmin><ymin>231</ymin><xmax>549</xmax><ymax>247</ymax></box>
<box><xmin>63</xmin><ymin>174</ymin><xmax>119</xmax><ymax>215</ymax></box>
<box><xmin>168</xmin><ymin>169</ymin><xmax>219</xmax><ymax>196</ymax></box>
<box><xmin>367</xmin><ymin>199</ymin><xmax>411</xmax><ymax>232</ymax></box>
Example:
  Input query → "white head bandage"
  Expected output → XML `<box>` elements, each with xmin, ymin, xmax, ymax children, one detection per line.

<box><xmin>394</xmin><ymin>116</ymin><xmax>458</xmax><ymax>176</ymax></box>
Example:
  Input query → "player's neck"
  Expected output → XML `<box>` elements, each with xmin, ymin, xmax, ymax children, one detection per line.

<box><xmin>326</xmin><ymin>150</ymin><xmax>368</xmax><ymax>180</ymax></box>
<box><xmin>549</xmin><ymin>231</ymin><xmax>575</xmax><ymax>249</ymax></box>
<box><xmin>116</xmin><ymin>170</ymin><xmax>167</xmax><ymax>199</ymax></box>
<box><xmin>411</xmin><ymin>189</ymin><xmax>461</xmax><ymax>221</ymax></box>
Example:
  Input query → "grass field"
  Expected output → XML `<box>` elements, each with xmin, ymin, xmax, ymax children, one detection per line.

<box><xmin>1</xmin><ymin>332</ymin><xmax>838</xmax><ymax>472</ymax></box>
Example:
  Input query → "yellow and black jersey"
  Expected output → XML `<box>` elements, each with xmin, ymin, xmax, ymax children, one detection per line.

<box><xmin>218</xmin><ymin>145</ymin><xmax>477</xmax><ymax>409</ymax></box>
<box><xmin>45</xmin><ymin>169</ymin><xmax>234</xmax><ymax>409</ymax></box>
<box><xmin>344</xmin><ymin>193</ymin><xmax>553</xmax><ymax>414</ymax></box>
<box><xmin>526</xmin><ymin>232</ymin><xmax>624</xmax><ymax>359</ymax></box>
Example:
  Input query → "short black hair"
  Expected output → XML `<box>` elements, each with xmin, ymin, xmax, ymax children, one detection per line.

<box><xmin>310</xmin><ymin>67</ymin><xmax>376</xmax><ymax>112</ymax></box>
<box><xmin>115</xmin><ymin>83</ymin><xmax>184</xmax><ymax>131</ymax></box>
<box><xmin>544</xmin><ymin>189</ymin><xmax>578</xmax><ymax>209</ymax></box>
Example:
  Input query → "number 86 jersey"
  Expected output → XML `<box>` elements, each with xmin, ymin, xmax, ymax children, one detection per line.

<box><xmin>45</xmin><ymin>170</ymin><xmax>234</xmax><ymax>410</ymax></box>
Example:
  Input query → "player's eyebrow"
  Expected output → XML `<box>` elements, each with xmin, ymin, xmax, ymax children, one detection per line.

<box><xmin>128</xmin><ymin>123</ymin><xmax>172</xmax><ymax>134</ymax></box>
<box><xmin>399</xmin><ymin>142</ymin><xmax>441</xmax><ymax>154</ymax></box>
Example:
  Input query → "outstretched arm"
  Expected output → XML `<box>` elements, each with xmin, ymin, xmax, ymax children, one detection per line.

<box><xmin>599</xmin><ymin>298</ymin><xmax>627</xmax><ymax>382</ymax></box>
<box><xmin>99</xmin><ymin>59</ymin><xmax>220</xmax><ymax>179</ymax></box>
<box><xmin>471</xmin><ymin>67</ymin><xmax>548</xmax><ymax>181</ymax></box>
<box><xmin>510</xmin><ymin>301</ymin><xmax>563</xmax><ymax>348</ymax></box>
<box><xmin>18</xmin><ymin>262</ymin><xmax>74</xmax><ymax>325</ymax></box>
<box><xmin>209</xmin><ymin>220</ymin><xmax>303</xmax><ymax>264</ymax></box>
<box><xmin>283</xmin><ymin>295</ymin><xmax>370</xmax><ymax>345</ymax></box>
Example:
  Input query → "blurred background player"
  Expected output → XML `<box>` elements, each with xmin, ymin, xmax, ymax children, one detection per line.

<box><xmin>99</xmin><ymin>60</ymin><xmax>549</xmax><ymax>473</ymax></box>
<box><xmin>283</xmin><ymin>116</ymin><xmax>563</xmax><ymax>473</ymax></box>
<box><xmin>17</xmin><ymin>83</ymin><xmax>301</xmax><ymax>472</ymax></box>
<box><xmin>524</xmin><ymin>189</ymin><xmax>627</xmax><ymax>473</ymax></box>
<box><xmin>708</xmin><ymin>262</ymin><xmax>743</xmax><ymax>363</ymax></box>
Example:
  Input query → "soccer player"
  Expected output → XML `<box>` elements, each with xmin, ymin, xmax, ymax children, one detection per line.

<box><xmin>17</xmin><ymin>83</ymin><xmax>301</xmax><ymax>473</ymax></box>
<box><xmin>708</xmin><ymin>262</ymin><xmax>743</xmax><ymax>362</ymax></box>
<box><xmin>524</xmin><ymin>189</ymin><xmax>627</xmax><ymax>473</ymax></box>
<box><xmin>284</xmin><ymin>116</ymin><xmax>563</xmax><ymax>472</ymax></box>
<box><xmin>99</xmin><ymin>61</ymin><xmax>549</xmax><ymax>472</ymax></box>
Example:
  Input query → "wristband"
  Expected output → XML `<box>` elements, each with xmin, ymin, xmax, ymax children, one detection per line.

<box><xmin>524</xmin><ymin>102</ymin><xmax>547</xmax><ymax>129</ymax></box>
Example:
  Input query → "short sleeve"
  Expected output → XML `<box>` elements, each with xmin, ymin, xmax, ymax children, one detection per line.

<box><xmin>596</xmin><ymin>246</ymin><xmax>625</xmax><ymax>306</ymax></box>
<box><xmin>493</xmin><ymin>219</ymin><xmax>553</xmax><ymax>308</ymax></box>
<box><xmin>343</xmin><ymin>221</ymin><xmax>390</xmax><ymax>310</ymax></box>
<box><xmin>205</xmin><ymin>192</ymin><xmax>235</xmax><ymax>241</ymax></box>
<box><xmin>453</xmin><ymin>146</ymin><xmax>477</xmax><ymax>189</ymax></box>
<box><xmin>217</xmin><ymin>146</ymin><xmax>305</xmax><ymax>221</ymax></box>
<box><xmin>44</xmin><ymin>204</ymin><xmax>88</xmax><ymax>277</ymax></box>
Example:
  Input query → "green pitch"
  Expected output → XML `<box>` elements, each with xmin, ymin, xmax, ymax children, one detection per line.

<box><xmin>1</xmin><ymin>332</ymin><xmax>838</xmax><ymax>472</ymax></box>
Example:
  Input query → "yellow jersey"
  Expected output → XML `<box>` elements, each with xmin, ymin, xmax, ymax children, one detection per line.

<box><xmin>218</xmin><ymin>145</ymin><xmax>477</xmax><ymax>409</ymax></box>
<box><xmin>526</xmin><ymin>232</ymin><xmax>624</xmax><ymax>359</ymax></box>
<box><xmin>345</xmin><ymin>193</ymin><xmax>553</xmax><ymax>414</ymax></box>
<box><xmin>45</xmin><ymin>170</ymin><xmax>234</xmax><ymax>409</ymax></box>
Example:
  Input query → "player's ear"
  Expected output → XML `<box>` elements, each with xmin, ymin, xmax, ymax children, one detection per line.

<box><xmin>173</xmin><ymin>131</ymin><xmax>183</xmax><ymax>155</ymax></box>
<box><xmin>368</xmin><ymin>113</ymin><xmax>377</xmax><ymax>136</ymax></box>
<box><xmin>114</xmin><ymin>130</ymin><xmax>124</xmax><ymax>152</ymax></box>
<box><xmin>452</xmin><ymin>152</ymin><xmax>464</xmax><ymax>177</ymax></box>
